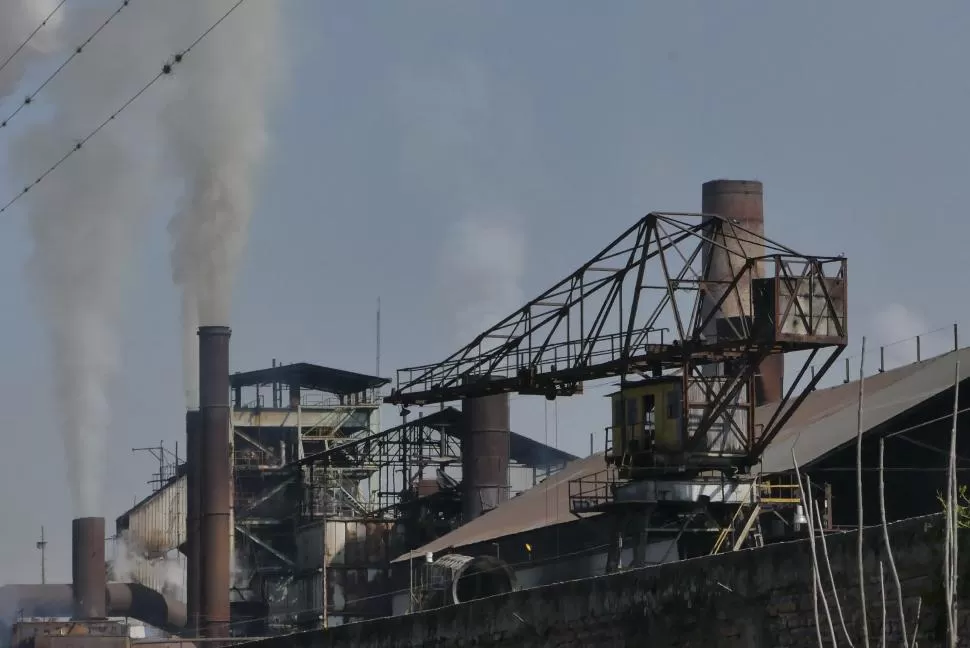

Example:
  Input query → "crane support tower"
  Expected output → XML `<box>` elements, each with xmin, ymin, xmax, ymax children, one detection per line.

<box><xmin>386</xmin><ymin>180</ymin><xmax>847</xmax><ymax>564</ymax></box>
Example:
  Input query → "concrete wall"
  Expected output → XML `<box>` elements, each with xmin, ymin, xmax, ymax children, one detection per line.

<box><xmin>250</xmin><ymin>514</ymin><xmax>970</xmax><ymax>647</ymax></box>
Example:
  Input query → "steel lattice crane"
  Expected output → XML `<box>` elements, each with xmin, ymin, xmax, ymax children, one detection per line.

<box><xmin>386</xmin><ymin>210</ymin><xmax>847</xmax><ymax>479</ymax></box>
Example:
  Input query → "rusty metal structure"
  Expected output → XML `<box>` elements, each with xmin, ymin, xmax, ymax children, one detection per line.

<box><xmin>111</xmin><ymin>337</ymin><xmax>571</xmax><ymax>636</ymax></box>
<box><xmin>386</xmin><ymin>180</ymin><xmax>848</xmax><ymax>568</ymax></box>
<box><xmin>701</xmin><ymin>179</ymin><xmax>784</xmax><ymax>406</ymax></box>
<box><xmin>4</xmin><ymin>514</ymin><xmax>188</xmax><ymax>648</ymax></box>
<box><xmin>197</xmin><ymin>326</ymin><xmax>232</xmax><ymax>640</ymax></box>
<box><xmin>184</xmin><ymin>410</ymin><xmax>201</xmax><ymax>634</ymax></box>
<box><xmin>387</xmin><ymin>206</ymin><xmax>846</xmax><ymax>472</ymax></box>
<box><xmin>460</xmin><ymin>390</ymin><xmax>511</xmax><ymax>522</ymax></box>
<box><xmin>71</xmin><ymin>518</ymin><xmax>107</xmax><ymax>620</ymax></box>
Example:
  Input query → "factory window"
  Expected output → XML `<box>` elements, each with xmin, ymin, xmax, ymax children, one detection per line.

<box><xmin>641</xmin><ymin>394</ymin><xmax>655</xmax><ymax>449</ymax></box>
<box><xmin>627</xmin><ymin>397</ymin><xmax>638</xmax><ymax>427</ymax></box>
<box><xmin>667</xmin><ymin>389</ymin><xmax>681</xmax><ymax>419</ymax></box>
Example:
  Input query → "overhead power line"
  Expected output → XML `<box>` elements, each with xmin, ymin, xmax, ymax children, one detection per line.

<box><xmin>0</xmin><ymin>0</ymin><xmax>69</xmax><ymax>82</ymax></box>
<box><xmin>0</xmin><ymin>0</ymin><xmax>133</xmax><ymax>132</ymax></box>
<box><xmin>0</xmin><ymin>0</ymin><xmax>250</xmax><ymax>216</ymax></box>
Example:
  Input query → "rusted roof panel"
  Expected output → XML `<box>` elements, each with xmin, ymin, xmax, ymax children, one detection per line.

<box><xmin>758</xmin><ymin>347</ymin><xmax>969</xmax><ymax>473</ymax></box>
<box><xmin>392</xmin><ymin>452</ymin><xmax>608</xmax><ymax>563</ymax></box>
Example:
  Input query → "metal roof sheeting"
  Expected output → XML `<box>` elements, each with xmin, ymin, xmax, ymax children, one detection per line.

<box><xmin>393</xmin><ymin>452</ymin><xmax>609</xmax><ymax>563</ymax></box>
<box><xmin>757</xmin><ymin>347</ymin><xmax>968</xmax><ymax>473</ymax></box>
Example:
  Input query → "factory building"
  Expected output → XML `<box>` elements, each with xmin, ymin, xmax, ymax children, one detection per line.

<box><xmin>761</xmin><ymin>344</ymin><xmax>970</xmax><ymax>528</ymax></box>
<box><xmin>388</xmin><ymin>343</ymin><xmax>968</xmax><ymax>620</ymax></box>
<box><xmin>9</xmin><ymin>178</ymin><xmax>963</xmax><ymax>646</ymax></box>
<box><xmin>113</xmin><ymin>362</ymin><xmax>573</xmax><ymax>634</ymax></box>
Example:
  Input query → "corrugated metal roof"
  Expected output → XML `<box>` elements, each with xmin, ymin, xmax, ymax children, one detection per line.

<box><xmin>392</xmin><ymin>452</ymin><xmax>610</xmax><ymax>563</ymax></box>
<box><xmin>394</xmin><ymin>348</ymin><xmax>968</xmax><ymax>561</ymax></box>
<box><xmin>758</xmin><ymin>347</ymin><xmax>968</xmax><ymax>473</ymax></box>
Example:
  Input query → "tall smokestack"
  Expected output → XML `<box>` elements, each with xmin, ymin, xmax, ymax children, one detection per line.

<box><xmin>701</xmin><ymin>179</ymin><xmax>784</xmax><ymax>405</ymax></box>
<box><xmin>461</xmin><ymin>390</ymin><xmax>511</xmax><ymax>522</ymax></box>
<box><xmin>71</xmin><ymin>517</ymin><xmax>106</xmax><ymax>619</ymax></box>
<box><xmin>185</xmin><ymin>409</ymin><xmax>202</xmax><ymax>632</ymax></box>
<box><xmin>198</xmin><ymin>326</ymin><xmax>231</xmax><ymax>639</ymax></box>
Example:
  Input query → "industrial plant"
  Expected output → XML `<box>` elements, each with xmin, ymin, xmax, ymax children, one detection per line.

<box><xmin>6</xmin><ymin>179</ymin><xmax>970</xmax><ymax>647</ymax></box>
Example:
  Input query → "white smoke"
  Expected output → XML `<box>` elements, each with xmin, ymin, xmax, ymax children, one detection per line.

<box><xmin>9</xmin><ymin>0</ymin><xmax>283</xmax><ymax>517</ymax></box>
<box><xmin>0</xmin><ymin>0</ymin><xmax>63</xmax><ymax>99</ymax></box>
<box><xmin>393</xmin><ymin>62</ymin><xmax>530</xmax><ymax>348</ymax></box>
<box><xmin>163</xmin><ymin>1</ymin><xmax>284</xmax><ymax>409</ymax></box>
<box><xmin>111</xmin><ymin>531</ymin><xmax>185</xmax><ymax>602</ymax></box>
<box><xmin>872</xmin><ymin>302</ymin><xmax>939</xmax><ymax>366</ymax></box>
<box><xmin>9</xmin><ymin>1</ymin><xmax>179</xmax><ymax>518</ymax></box>
<box><xmin>437</xmin><ymin>213</ymin><xmax>526</xmax><ymax>348</ymax></box>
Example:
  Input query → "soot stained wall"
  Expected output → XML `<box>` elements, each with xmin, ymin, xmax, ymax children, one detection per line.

<box><xmin>252</xmin><ymin>514</ymin><xmax>970</xmax><ymax>647</ymax></box>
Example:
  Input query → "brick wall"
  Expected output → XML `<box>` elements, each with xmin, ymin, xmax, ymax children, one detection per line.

<box><xmin>255</xmin><ymin>514</ymin><xmax>970</xmax><ymax>647</ymax></box>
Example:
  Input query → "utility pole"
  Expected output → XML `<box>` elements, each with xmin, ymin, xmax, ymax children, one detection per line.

<box><xmin>36</xmin><ymin>526</ymin><xmax>47</xmax><ymax>584</ymax></box>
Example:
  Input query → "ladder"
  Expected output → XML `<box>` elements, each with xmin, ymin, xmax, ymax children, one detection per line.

<box><xmin>710</xmin><ymin>482</ymin><xmax>764</xmax><ymax>555</ymax></box>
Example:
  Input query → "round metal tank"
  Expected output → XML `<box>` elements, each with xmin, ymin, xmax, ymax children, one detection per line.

<box><xmin>426</xmin><ymin>554</ymin><xmax>517</xmax><ymax>606</ymax></box>
<box><xmin>461</xmin><ymin>389</ymin><xmax>511</xmax><ymax>522</ymax></box>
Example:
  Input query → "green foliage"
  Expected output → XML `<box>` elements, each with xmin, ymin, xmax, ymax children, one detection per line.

<box><xmin>937</xmin><ymin>484</ymin><xmax>970</xmax><ymax>529</ymax></box>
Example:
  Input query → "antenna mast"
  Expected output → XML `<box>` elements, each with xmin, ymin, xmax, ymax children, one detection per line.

<box><xmin>36</xmin><ymin>526</ymin><xmax>47</xmax><ymax>584</ymax></box>
<box><xmin>377</xmin><ymin>297</ymin><xmax>382</xmax><ymax>376</ymax></box>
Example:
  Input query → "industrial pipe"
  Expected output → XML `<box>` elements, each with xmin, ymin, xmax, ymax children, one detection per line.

<box><xmin>106</xmin><ymin>582</ymin><xmax>187</xmax><ymax>634</ymax></box>
<box><xmin>185</xmin><ymin>409</ymin><xmax>202</xmax><ymax>633</ymax></box>
<box><xmin>461</xmin><ymin>389</ymin><xmax>510</xmax><ymax>522</ymax></box>
<box><xmin>426</xmin><ymin>554</ymin><xmax>517</xmax><ymax>606</ymax></box>
<box><xmin>198</xmin><ymin>326</ymin><xmax>232</xmax><ymax>640</ymax></box>
<box><xmin>0</xmin><ymin>584</ymin><xmax>187</xmax><ymax>636</ymax></box>
<box><xmin>71</xmin><ymin>517</ymin><xmax>106</xmax><ymax>619</ymax></box>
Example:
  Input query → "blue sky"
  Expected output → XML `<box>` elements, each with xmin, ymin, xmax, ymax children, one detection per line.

<box><xmin>0</xmin><ymin>0</ymin><xmax>968</xmax><ymax>583</ymax></box>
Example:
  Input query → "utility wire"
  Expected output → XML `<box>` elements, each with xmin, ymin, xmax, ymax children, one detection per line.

<box><xmin>0</xmin><ymin>0</ymin><xmax>249</xmax><ymax>216</ymax></box>
<box><xmin>0</xmin><ymin>0</ymin><xmax>132</xmax><ymax>131</ymax></box>
<box><xmin>0</xmin><ymin>0</ymin><xmax>69</xmax><ymax>82</ymax></box>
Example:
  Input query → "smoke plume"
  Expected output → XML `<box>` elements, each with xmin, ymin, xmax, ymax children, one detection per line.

<box><xmin>0</xmin><ymin>0</ymin><xmax>62</xmax><ymax>99</ymax></box>
<box><xmin>393</xmin><ymin>62</ymin><xmax>530</xmax><ymax>348</ymax></box>
<box><xmin>110</xmin><ymin>531</ymin><xmax>185</xmax><ymax>602</ymax></box>
<box><xmin>8</xmin><ymin>1</ymin><xmax>181</xmax><ymax>518</ymax></box>
<box><xmin>8</xmin><ymin>0</ymin><xmax>283</xmax><ymax>517</ymax></box>
<box><xmin>438</xmin><ymin>214</ymin><xmax>526</xmax><ymax>348</ymax></box>
<box><xmin>164</xmin><ymin>1</ymin><xmax>284</xmax><ymax>409</ymax></box>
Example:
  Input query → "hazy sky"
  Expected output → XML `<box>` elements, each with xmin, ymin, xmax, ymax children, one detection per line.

<box><xmin>0</xmin><ymin>0</ymin><xmax>968</xmax><ymax>583</ymax></box>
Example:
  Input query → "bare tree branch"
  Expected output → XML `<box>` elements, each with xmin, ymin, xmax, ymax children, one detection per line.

<box><xmin>879</xmin><ymin>438</ymin><xmax>909</xmax><ymax>647</ymax></box>
<box><xmin>945</xmin><ymin>360</ymin><xmax>960</xmax><ymax>647</ymax></box>
<box><xmin>856</xmin><ymin>336</ymin><xmax>871</xmax><ymax>648</ymax></box>
<box><xmin>814</xmin><ymin>497</ymin><xmax>853</xmax><ymax>645</ymax></box>
<box><xmin>794</xmin><ymin>450</ymin><xmax>835</xmax><ymax>647</ymax></box>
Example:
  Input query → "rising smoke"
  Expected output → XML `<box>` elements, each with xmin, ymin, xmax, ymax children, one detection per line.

<box><xmin>393</xmin><ymin>62</ymin><xmax>529</xmax><ymax>347</ymax></box>
<box><xmin>6</xmin><ymin>0</ymin><xmax>284</xmax><ymax>517</ymax></box>
<box><xmin>7</xmin><ymin>1</ymin><xmax>178</xmax><ymax>518</ymax></box>
<box><xmin>0</xmin><ymin>0</ymin><xmax>62</xmax><ymax>99</ymax></box>
<box><xmin>164</xmin><ymin>1</ymin><xmax>284</xmax><ymax>410</ymax></box>
<box><xmin>438</xmin><ymin>214</ymin><xmax>526</xmax><ymax>348</ymax></box>
<box><xmin>111</xmin><ymin>531</ymin><xmax>185</xmax><ymax>602</ymax></box>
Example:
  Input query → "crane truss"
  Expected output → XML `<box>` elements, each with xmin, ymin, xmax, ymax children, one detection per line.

<box><xmin>387</xmin><ymin>211</ymin><xmax>847</xmax><ymax>464</ymax></box>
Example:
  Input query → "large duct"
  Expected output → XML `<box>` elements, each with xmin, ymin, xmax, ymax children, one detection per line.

<box><xmin>461</xmin><ymin>389</ymin><xmax>510</xmax><ymax>522</ymax></box>
<box><xmin>184</xmin><ymin>409</ymin><xmax>202</xmax><ymax>633</ymax></box>
<box><xmin>71</xmin><ymin>517</ymin><xmax>106</xmax><ymax>620</ymax></box>
<box><xmin>0</xmin><ymin>584</ymin><xmax>186</xmax><ymax>636</ymax></box>
<box><xmin>421</xmin><ymin>554</ymin><xmax>517</xmax><ymax>609</ymax></box>
<box><xmin>701</xmin><ymin>179</ymin><xmax>784</xmax><ymax>405</ymax></box>
<box><xmin>197</xmin><ymin>326</ymin><xmax>231</xmax><ymax>640</ymax></box>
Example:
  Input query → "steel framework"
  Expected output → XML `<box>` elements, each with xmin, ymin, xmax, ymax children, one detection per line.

<box><xmin>387</xmin><ymin>211</ymin><xmax>848</xmax><ymax>469</ymax></box>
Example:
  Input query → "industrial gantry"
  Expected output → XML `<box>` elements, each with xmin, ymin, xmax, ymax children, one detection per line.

<box><xmin>386</xmin><ymin>180</ymin><xmax>848</xmax><ymax>570</ymax></box>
